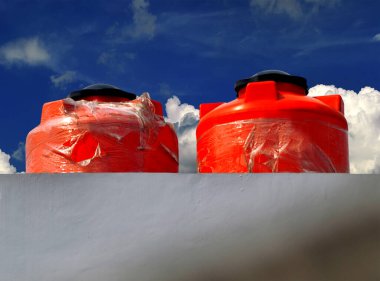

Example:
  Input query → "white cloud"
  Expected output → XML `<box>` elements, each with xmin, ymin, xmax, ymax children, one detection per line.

<box><xmin>98</xmin><ymin>51</ymin><xmax>135</xmax><ymax>65</ymax></box>
<box><xmin>372</xmin><ymin>33</ymin><xmax>380</xmax><ymax>42</ymax></box>
<box><xmin>128</xmin><ymin>0</ymin><xmax>157</xmax><ymax>39</ymax></box>
<box><xmin>250</xmin><ymin>0</ymin><xmax>340</xmax><ymax>19</ymax></box>
<box><xmin>165</xmin><ymin>96</ymin><xmax>199</xmax><ymax>173</ymax></box>
<box><xmin>97</xmin><ymin>50</ymin><xmax>136</xmax><ymax>71</ymax></box>
<box><xmin>0</xmin><ymin>37</ymin><xmax>51</xmax><ymax>67</ymax></box>
<box><xmin>107</xmin><ymin>0</ymin><xmax>156</xmax><ymax>41</ymax></box>
<box><xmin>0</xmin><ymin>149</ymin><xmax>16</xmax><ymax>174</ymax></box>
<box><xmin>309</xmin><ymin>85</ymin><xmax>380</xmax><ymax>173</ymax></box>
<box><xmin>159</xmin><ymin>83</ymin><xmax>172</xmax><ymax>98</ymax></box>
<box><xmin>50</xmin><ymin>71</ymin><xmax>77</xmax><ymax>89</ymax></box>
<box><xmin>11</xmin><ymin>142</ymin><xmax>25</xmax><ymax>162</ymax></box>
<box><xmin>251</xmin><ymin>0</ymin><xmax>303</xmax><ymax>19</ymax></box>
<box><xmin>304</xmin><ymin>0</ymin><xmax>340</xmax><ymax>8</ymax></box>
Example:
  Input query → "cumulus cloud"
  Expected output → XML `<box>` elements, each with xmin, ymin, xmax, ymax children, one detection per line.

<box><xmin>0</xmin><ymin>37</ymin><xmax>51</xmax><ymax>67</ymax></box>
<box><xmin>165</xmin><ymin>96</ymin><xmax>199</xmax><ymax>173</ymax></box>
<box><xmin>0</xmin><ymin>149</ymin><xmax>16</xmax><ymax>174</ymax></box>
<box><xmin>250</xmin><ymin>0</ymin><xmax>340</xmax><ymax>19</ymax></box>
<box><xmin>50</xmin><ymin>71</ymin><xmax>77</xmax><ymax>89</ymax></box>
<box><xmin>309</xmin><ymin>85</ymin><xmax>380</xmax><ymax>174</ymax></box>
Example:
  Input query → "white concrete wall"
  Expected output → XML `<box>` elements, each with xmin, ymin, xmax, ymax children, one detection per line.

<box><xmin>0</xmin><ymin>174</ymin><xmax>379</xmax><ymax>281</ymax></box>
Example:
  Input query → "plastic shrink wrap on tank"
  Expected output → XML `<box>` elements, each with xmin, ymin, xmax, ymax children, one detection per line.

<box><xmin>26</xmin><ymin>85</ymin><xmax>179</xmax><ymax>173</ymax></box>
<box><xmin>197</xmin><ymin>71</ymin><xmax>349</xmax><ymax>173</ymax></box>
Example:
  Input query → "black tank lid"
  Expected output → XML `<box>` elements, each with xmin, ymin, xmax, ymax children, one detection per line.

<box><xmin>69</xmin><ymin>84</ymin><xmax>136</xmax><ymax>101</ymax></box>
<box><xmin>234</xmin><ymin>70</ymin><xmax>308</xmax><ymax>94</ymax></box>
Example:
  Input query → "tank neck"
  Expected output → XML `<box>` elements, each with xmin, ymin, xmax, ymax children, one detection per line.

<box><xmin>275</xmin><ymin>82</ymin><xmax>307</xmax><ymax>96</ymax></box>
<box><xmin>237</xmin><ymin>82</ymin><xmax>307</xmax><ymax>99</ymax></box>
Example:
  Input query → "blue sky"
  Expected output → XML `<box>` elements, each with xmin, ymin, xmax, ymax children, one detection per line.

<box><xmin>0</xmin><ymin>0</ymin><xmax>379</xmax><ymax>171</ymax></box>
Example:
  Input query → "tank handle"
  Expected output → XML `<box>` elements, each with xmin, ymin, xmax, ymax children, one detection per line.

<box><xmin>314</xmin><ymin>95</ymin><xmax>345</xmax><ymax>115</ymax></box>
<box><xmin>200</xmin><ymin>102</ymin><xmax>224</xmax><ymax>119</ymax></box>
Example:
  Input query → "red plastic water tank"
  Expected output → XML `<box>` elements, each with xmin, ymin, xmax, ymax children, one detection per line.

<box><xmin>26</xmin><ymin>84</ymin><xmax>179</xmax><ymax>173</ymax></box>
<box><xmin>197</xmin><ymin>71</ymin><xmax>349</xmax><ymax>173</ymax></box>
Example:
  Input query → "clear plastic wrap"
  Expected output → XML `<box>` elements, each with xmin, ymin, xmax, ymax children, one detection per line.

<box><xmin>197</xmin><ymin>119</ymin><xmax>349</xmax><ymax>173</ymax></box>
<box><xmin>26</xmin><ymin>93</ymin><xmax>178</xmax><ymax>173</ymax></box>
